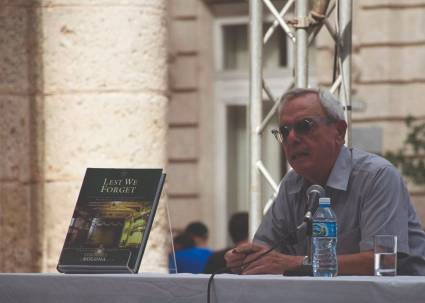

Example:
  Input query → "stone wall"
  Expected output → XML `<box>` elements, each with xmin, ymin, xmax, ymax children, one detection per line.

<box><xmin>0</xmin><ymin>1</ymin><xmax>43</xmax><ymax>272</ymax></box>
<box><xmin>167</xmin><ymin>0</ymin><xmax>216</xmax><ymax>241</ymax></box>
<box><xmin>0</xmin><ymin>0</ymin><xmax>169</xmax><ymax>272</ymax></box>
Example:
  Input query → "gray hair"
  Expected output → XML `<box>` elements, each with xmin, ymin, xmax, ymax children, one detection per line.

<box><xmin>278</xmin><ymin>88</ymin><xmax>346</xmax><ymax>121</ymax></box>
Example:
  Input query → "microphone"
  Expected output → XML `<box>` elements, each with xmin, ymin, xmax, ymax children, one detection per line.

<box><xmin>295</xmin><ymin>184</ymin><xmax>326</xmax><ymax>238</ymax></box>
<box><xmin>304</xmin><ymin>184</ymin><xmax>325</xmax><ymax>222</ymax></box>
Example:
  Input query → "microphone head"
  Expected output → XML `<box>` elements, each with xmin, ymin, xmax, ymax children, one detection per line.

<box><xmin>306</xmin><ymin>184</ymin><xmax>325</xmax><ymax>198</ymax></box>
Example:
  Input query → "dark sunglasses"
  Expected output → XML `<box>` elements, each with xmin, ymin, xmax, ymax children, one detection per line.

<box><xmin>271</xmin><ymin>116</ymin><xmax>334</xmax><ymax>143</ymax></box>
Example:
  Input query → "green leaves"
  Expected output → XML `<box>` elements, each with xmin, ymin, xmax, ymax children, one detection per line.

<box><xmin>384</xmin><ymin>116</ymin><xmax>425</xmax><ymax>185</ymax></box>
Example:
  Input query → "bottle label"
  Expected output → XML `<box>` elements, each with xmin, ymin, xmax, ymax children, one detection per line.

<box><xmin>312</xmin><ymin>221</ymin><xmax>337</xmax><ymax>237</ymax></box>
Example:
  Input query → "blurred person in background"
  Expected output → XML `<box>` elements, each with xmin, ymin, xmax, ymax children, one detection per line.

<box><xmin>185</xmin><ymin>221</ymin><xmax>211</xmax><ymax>249</ymax></box>
<box><xmin>168</xmin><ymin>232</ymin><xmax>194</xmax><ymax>273</ymax></box>
<box><xmin>169</xmin><ymin>221</ymin><xmax>213</xmax><ymax>273</ymax></box>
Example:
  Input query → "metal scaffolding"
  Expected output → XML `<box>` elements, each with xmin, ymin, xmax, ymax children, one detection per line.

<box><xmin>248</xmin><ymin>0</ymin><xmax>353</xmax><ymax>237</ymax></box>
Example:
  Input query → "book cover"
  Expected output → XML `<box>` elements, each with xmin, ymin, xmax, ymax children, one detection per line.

<box><xmin>57</xmin><ymin>168</ymin><xmax>165</xmax><ymax>274</ymax></box>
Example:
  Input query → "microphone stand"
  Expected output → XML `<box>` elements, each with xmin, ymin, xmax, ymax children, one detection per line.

<box><xmin>284</xmin><ymin>216</ymin><xmax>313</xmax><ymax>276</ymax></box>
<box><xmin>285</xmin><ymin>185</ymin><xmax>324</xmax><ymax>276</ymax></box>
<box><xmin>304</xmin><ymin>211</ymin><xmax>313</xmax><ymax>266</ymax></box>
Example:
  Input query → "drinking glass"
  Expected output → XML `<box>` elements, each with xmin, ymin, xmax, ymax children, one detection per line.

<box><xmin>374</xmin><ymin>235</ymin><xmax>397</xmax><ymax>276</ymax></box>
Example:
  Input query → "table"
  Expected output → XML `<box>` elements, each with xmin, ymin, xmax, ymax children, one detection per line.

<box><xmin>0</xmin><ymin>273</ymin><xmax>424</xmax><ymax>303</ymax></box>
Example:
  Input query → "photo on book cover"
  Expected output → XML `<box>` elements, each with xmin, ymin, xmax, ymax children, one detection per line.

<box><xmin>57</xmin><ymin>168</ymin><xmax>165</xmax><ymax>274</ymax></box>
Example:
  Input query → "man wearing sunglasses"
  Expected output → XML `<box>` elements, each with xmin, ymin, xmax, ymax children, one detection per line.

<box><xmin>225</xmin><ymin>88</ymin><xmax>425</xmax><ymax>276</ymax></box>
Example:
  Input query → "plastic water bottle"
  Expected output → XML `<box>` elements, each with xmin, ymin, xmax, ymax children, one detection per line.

<box><xmin>312</xmin><ymin>197</ymin><xmax>338</xmax><ymax>277</ymax></box>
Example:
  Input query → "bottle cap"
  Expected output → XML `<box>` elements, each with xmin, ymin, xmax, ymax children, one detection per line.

<box><xmin>319</xmin><ymin>197</ymin><xmax>331</xmax><ymax>205</ymax></box>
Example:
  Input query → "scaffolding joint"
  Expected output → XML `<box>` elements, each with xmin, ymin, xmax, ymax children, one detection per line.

<box><xmin>289</xmin><ymin>12</ymin><xmax>325</xmax><ymax>30</ymax></box>
<box><xmin>289</xmin><ymin>16</ymin><xmax>311</xmax><ymax>29</ymax></box>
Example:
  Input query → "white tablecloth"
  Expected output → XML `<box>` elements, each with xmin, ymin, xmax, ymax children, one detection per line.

<box><xmin>0</xmin><ymin>273</ymin><xmax>424</xmax><ymax>303</ymax></box>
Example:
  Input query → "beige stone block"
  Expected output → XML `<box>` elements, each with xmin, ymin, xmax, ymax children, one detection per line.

<box><xmin>349</xmin><ymin>121</ymin><xmax>408</xmax><ymax>153</ymax></box>
<box><xmin>170</xmin><ymin>55</ymin><xmax>198</xmax><ymax>90</ymax></box>
<box><xmin>43</xmin><ymin>93</ymin><xmax>167</xmax><ymax>180</ymax></box>
<box><xmin>359</xmin><ymin>47</ymin><xmax>425</xmax><ymax>82</ymax></box>
<box><xmin>0</xmin><ymin>182</ymin><xmax>38</xmax><ymax>272</ymax></box>
<box><xmin>350</xmin><ymin>120</ymin><xmax>406</xmax><ymax>152</ymax></box>
<box><xmin>314</xmin><ymin>7</ymin><xmax>336</xmax><ymax>49</ymax></box>
<box><xmin>358</xmin><ymin>8</ymin><xmax>425</xmax><ymax>44</ymax></box>
<box><xmin>42</xmin><ymin>181</ymin><xmax>84</xmax><ymax>272</ymax></box>
<box><xmin>360</xmin><ymin>0</ymin><xmax>425</xmax><ymax>6</ymax></box>
<box><xmin>1</xmin><ymin>1</ymin><xmax>31</xmax><ymax>5</ymax></box>
<box><xmin>314</xmin><ymin>49</ymin><xmax>333</xmax><ymax>84</ymax></box>
<box><xmin>35</xmin><ymin>0</ymin><xmax>166</xmax><ymax>7</ymax></box>
<box><xmin>0</xmin><ymin>6</ymin><xmax>31</xmax><ymax>93</ymax></box>
<box><xmin>39</xmin><ymin>5</ymin><xmax>167</xmax><ymax>92</ymax></box>
<box><xmin>380</xmin><ymin>121</ymin><xmax>408</xmax><ymax>151</ymax></box>
<box><xmin>169</xmin><ymin>0</ymin><xmax>198</xmax><ymax>18</ymax></box>
<box><xmin>168</xmin><ymin>92</ymin><xmax>199</xmax><ymax>124</ymax></box>
<box><xmin>411</xmin><ymin>195</ymin><xmax>425</xmax><ymax>226</ymax></box>
<box><xmin>167</xmin><ymin>197</ymin><xmax>202</xmax><ymax>230</ymax></box>
<box><xmin>166</xmin><ymin>162</ymin><xmax>199</xmax><ymax>195</ymax></box>
<box><xmin>354</xmin><ymin>84</ymin><xmax>425</xmax><ymax>118</ymax></box>
<box><xmin>314</xmin><ymin>28</ymin><xmax>335</xmax><ymax>50</ymax></box>
<box><xmin>167</xmin><ymin>128</ymin><xmax>199</xmax><ymax>160</ymax></box>
<box><xmin>0</xmin><ymin>97</ymin><xmax>33</xmax><ymax>182</ymax></box>
<box><xmin>405</xmin><ymin>178</ymin><xmax>425</xmax><ymax>194</ymax></box>
<box><xmin>170</xmin><ymin>19</ymin><xmax>199</xmax><ymax>53</ymax></box>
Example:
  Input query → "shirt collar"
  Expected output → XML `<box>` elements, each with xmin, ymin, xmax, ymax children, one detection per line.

<box><xmin>326</xmin><ymin>145</ymin><xmax>352</xmax><ymax>191</ymax></box>
<box><xmin>287</xmin><ymin>146</ymin><xmax>352</xmax><ymax>194</ymax></box>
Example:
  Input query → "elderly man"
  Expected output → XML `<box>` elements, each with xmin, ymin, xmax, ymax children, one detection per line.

<box><xmin>225</xmin><ymin>88</ymin><xmax>425</xmax><ymax>275</ymax></box>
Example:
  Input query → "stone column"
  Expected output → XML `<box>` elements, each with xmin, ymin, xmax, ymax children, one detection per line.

<box><xmin>0</xmin><ymin>0</ymin><xmax>169</xmax><ymax>272</ymax></box>
<box><xmin>0</xmin><ymin>2</ymin><xmax>42</xmax><ymax>272</ymax></box>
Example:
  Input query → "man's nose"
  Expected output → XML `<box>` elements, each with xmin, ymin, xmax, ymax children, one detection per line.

<box><xmin>285</xmin><ymin>128</ymin><xmax>300</xmax><ymax>144</ymax></box>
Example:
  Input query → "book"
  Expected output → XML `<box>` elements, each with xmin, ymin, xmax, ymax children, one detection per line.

<box><xmin>57</xmin><ymin>168</ymin><xmax>166</xmax><ymax>274</ymax></box>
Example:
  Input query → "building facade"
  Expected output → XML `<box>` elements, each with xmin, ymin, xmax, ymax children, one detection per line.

<box><xmin>0</xmin><ymin>0</ymin><xmax>424</xmax><ymax>272</ymax></box>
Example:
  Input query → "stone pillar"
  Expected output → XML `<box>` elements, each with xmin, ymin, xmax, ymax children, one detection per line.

<box><xmin>0</xmin><ymin>2</ymin><xmax>42</xmax><ymax>272</ymax></box>
<box><xmin>0</xmin><ymin>0</ymin><xmax>169</xmax><ymax>272</ymax></box>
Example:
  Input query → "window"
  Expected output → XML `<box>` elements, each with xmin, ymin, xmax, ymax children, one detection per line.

<box><xmin>214</xmin><ymin>16</ymin><xmax>293</xmax><ymax>246</ymax></box>
<box><xmin>222</xmin><ymin>23</ymin><xmax>289</xmax><ymax>70</ymax></box>
<box><xmin>216</xmin><ymin>17</ymin><xmax>292</xmax><ymax>72</ymax></box>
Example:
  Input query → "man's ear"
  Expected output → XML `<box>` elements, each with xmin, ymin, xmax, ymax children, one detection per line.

<box><xmin>335</xmin><ymin>120</ymin><xmax>347</xmax><ymax>143</ymax></box>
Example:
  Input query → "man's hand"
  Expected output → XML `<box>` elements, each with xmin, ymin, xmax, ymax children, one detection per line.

<box><xmin>224</xmin><ymin>242</ymin><xmax>263</xmax><ymax>274</ymax></box>
<box><xmin>224</xmin><ymin>242</ymin><xmax>303</xmax><ymax>275</ymax></box>
<box><xmin>242</xmin><ymin>245</ymin><xmax>303</xmax><ymax>275</ymax></box>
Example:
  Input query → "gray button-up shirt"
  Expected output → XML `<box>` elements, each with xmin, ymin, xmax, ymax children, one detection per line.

<box><xmin>254</xmin><ymin>146</ymin><xmax>425</xmax><ymax>275</ymax></box>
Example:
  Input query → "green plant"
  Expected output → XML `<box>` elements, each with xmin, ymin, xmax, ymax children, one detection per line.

<box><xmin>385</xmin><ymin>116</ymin><xmax>425</xmax><ymax>185</ymax></box>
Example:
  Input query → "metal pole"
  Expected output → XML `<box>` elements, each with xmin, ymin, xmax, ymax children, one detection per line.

<box><xmin>249</xmin><ymin>0</ymin><xmax>263</xmax><ymax>239</ymax></box>
<box><xmin>295</xmin><ymin>0</ymin><xmax>309</xmax><ymax>88</ymax></box>
<box><xmin>338</xmin><ymin>0</ymin><xmax>353</xmax><ymax>147</ymax></box>
<box><xmin>295</xmin><ymin>0</ymin><xmax>311</xmax><ymax>265</ymax></box>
